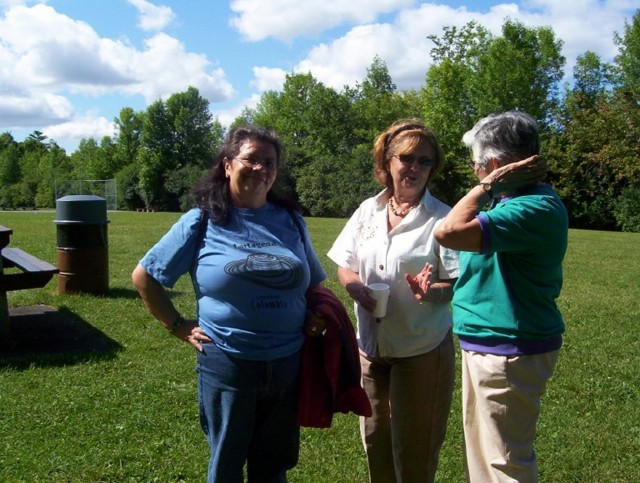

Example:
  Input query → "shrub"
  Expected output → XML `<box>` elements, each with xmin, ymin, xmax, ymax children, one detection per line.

<box><xmin>613</xmin><ymin>185</ymin><xmax>640</xmax><ymax>232</ymax></box>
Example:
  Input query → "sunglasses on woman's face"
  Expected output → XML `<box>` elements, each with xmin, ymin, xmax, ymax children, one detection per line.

<box><xmin>393</xmin><ymin>154</ymin><xmax>435</xmax><ymax>168</ymax></box>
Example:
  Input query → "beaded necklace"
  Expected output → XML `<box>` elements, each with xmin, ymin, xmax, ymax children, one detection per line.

<box><xmin>388</xmin><ymin>197</ymin><xmax>419</xmax><ymax>217</ymax></box>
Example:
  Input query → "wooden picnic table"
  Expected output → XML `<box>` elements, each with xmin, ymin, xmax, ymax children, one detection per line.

<box><xmin>0</xmin><ymin>225</ymin><xmax>12</xmax><ymax>250</ymax></box>
<box><xmin>0</xmin><ymin>225</ymin><xmax>58</xmax><ymax>342</ymax></box>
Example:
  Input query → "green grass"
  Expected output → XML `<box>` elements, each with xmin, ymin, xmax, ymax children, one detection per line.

<box><xmin>1</xmin><ymin>212</ymin><xmax>639</xmax><ymax>482</ymax></box>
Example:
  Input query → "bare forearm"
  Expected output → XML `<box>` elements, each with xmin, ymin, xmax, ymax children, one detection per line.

<box><xmin>426</xmin><ymin>280</ymin><xmax>456</xmax><ymax>304</ymax></box>
<box><xmin>337</xmin><ymin>266</ymin><xmax>378</xmax><ymax>312</ymax></box>
<box><xmin>131</xmin><ymin>264</ymin><xmax>181</xmax><ymax>330</ymax></box>
<box><xmin>337</xmin><ymin>266</ymin><xmax>365</xmax><ymax>301</ymax></box>
<box><xmin>435</xmin><ymin>185</ymin><xmax>489</xmax><ymax>251</ymax></box>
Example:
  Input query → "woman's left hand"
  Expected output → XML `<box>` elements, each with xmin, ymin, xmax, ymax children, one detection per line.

<box><xmin>483</xmin><ymin>155</ymin><xmax>547</xmax><ymax>197</ymax></box>
<box><xmin>304</xmin><ymin>310</ymin><xmax>327</xmax><ymax>337</ymax></box>
<box><xmin>405</xmin><ymin>263</ymin><xmax>433</xmax><ymax>302</ymax></box>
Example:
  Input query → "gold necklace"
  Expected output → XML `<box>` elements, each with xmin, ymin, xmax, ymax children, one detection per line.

<box><xmin>388</xmin><ymin>197</ymin><xmax>419</xmax><ymax>217</ymax></box>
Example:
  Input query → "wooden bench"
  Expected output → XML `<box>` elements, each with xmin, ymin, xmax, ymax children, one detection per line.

<box><xmin>0</xmin><ymin>226</ymin><xmax>59</xmax><ymax>341</ymax></box>
<box><xmin>0</xmin><ymin>248</ymin><xmax>59</xmax><ymax>292</ymax></box>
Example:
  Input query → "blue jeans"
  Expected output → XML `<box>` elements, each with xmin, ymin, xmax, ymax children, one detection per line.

<box><xmin>196</xmin><ymin>342</ymin><xmax>301</xmax><ymax>483</ymax></box>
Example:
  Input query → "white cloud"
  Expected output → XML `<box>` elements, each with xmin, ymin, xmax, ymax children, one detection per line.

<box><xmin>251</xmin><ymin>67</ymin><xmax>287</xmax><ymax>92</ymax></box>
<box><xmin>0</xmin><ymin>93</ymin><xmax>72</xmax><ymax>128</ymax></box>
<box><xmin>2</xmin><ymin>0</ymin><xmax>637</xmax><ymax>152</ymax></box>
<box><xmin>211</xmin><ymin>69</ymin><xmax>285</xmax><ymax>129</ymax></box>
<box><xmin>0</xmin><ymin>3</ymin><xmax>234</xmax><ymax>135</ymax></box>
<box><xmin>292</xmin><ymin>4</ymin><xmax>479</xmax><ymax>91</ymax></box>
<box><xmin>517</xmin><ymin>0</ymin><xmax>633</xmax><ymax>73</ymax></box>
<box><xmin>126</xmin><ymin>0</ymin><xmax>174</xmax><ymax>32</ymax></box>
<box><xmin>0</xmin><ymin>0</ymin><xmax>33</xmax><ymax>8</ymax></box>
<box><xmin>127</xmin><ymin>33</ymin><xmax>235</xmax><ymax>103</ymax></box>
<box><xmin>290</xmin><ymin>1</ymin><xmax>637</xmax><ymax>92</ymax></box>
<box><xmin>229</xmin><ymin>0</ymin><xmax>413</xmax><ymax>42</ymax></box>
<box><xmin>213</xmin><ymin>93</ymin><xmax>263</xmax><ymax>127</ymax></box>
<box><xmin>43</xmin><ymin>113</ymin><xmax>116</xmax><ymax>145</ymax></box>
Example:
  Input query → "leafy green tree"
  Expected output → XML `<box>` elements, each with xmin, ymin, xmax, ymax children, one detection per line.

<box><xmin>545</xmin><ymin>10</ymin><xmax>640</xmax><ymax>230</ymax></box>
<box><xmin>332</xmin><ymin>144</ymin><xmax>381</xmax><ymax>215</ymax></box>
<box><xmin>569</xmin><ymin>51</ymin><xmax>611</xmax><ymax>110</ymax></box>
<box><xmin>34</xmin><ymin>144</ymin><xmax>68</xmax><ymax>207</ymax></box>
<box><xmin>0</xmin><ymin>133</ymin><xmax>22</xmax><ymax>207</ymax></box>
<box><xmin>70</xmin><ymin>138</ymin><xmax>101</xmax><ymax>179</ymax></box>
<box><xmin>115</xmin><ymin>163</ymin><xmax>143</xmax><ymax>210</ymax></box>
<box><xmin>0</xmin><ymin>134</ymin><xmax>21</xmax><ymax>185</ymax></box>
<box><xmin>612</xmin><ymin>9</ymin><xmax>640</xmax><ymax>89</ymax></box>
<box><xmin>165</xmin><ymin>86</ymin><xmax>216</xmax><ymax>170</ymax></box>
<box><xmin>422</xmin><ymin>20</ymin><xmax>565</xmax><ymax>206</ymax></box>
<box><xmin>137</xmin><ymin>86</ymin><xmax>217</xmax><ymax>211</ymax></box>
<box><xmin>230</xmin><ymin>107</ymin><xmax>254</xmax><ymax>130</ymax></box>
<box><xmin>14</xmin><ymin>131</ymin><xmax>51</xmax><ymax>207</ymax></box>
<box><xmin>337</xmin><ymin>57</ymin><xmax>421</xmax><ymax>215</ymax></box>
<box><xmin>114</xmin><ymin>107</ymin><xmax>144</xmax><ymax>167</ymax></box>
<box><xmin>469</xmin><ymin>20</ymin><xmax>565</xmax><ymax>126</ymax></box>
<box><xmin>349</xmin><ymin>56</ymin><xmax>418</xmax><ymax>147</ymax></box>
<box><xmin>422</xmin><ymin>22</ymin><xmax>490</xmax><ymax>204</ymax></box>
<box><xmin>252</xmin><ymin>72</ymin><xmax>355</xmax><ymax>214</ymax></box>
<box><xmin>613</xmin><ymin>185</ymin><xmax>640</xmax><ymax>232</ymax></box>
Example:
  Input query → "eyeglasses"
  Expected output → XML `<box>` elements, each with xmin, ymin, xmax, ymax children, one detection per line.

<box><xmin>392</xmin><ymin>154</ymin><xmax>435</xmax><ymax>168</ymax></box>
<box><xmin>234</xmin><ymin>156</ymin><xmax>277</xmax><ymax>171</ymax></box>
<box><xmin>467</xmin><ymin>159</ymin><xmax>490</xmax><ymax>170</ymax></box>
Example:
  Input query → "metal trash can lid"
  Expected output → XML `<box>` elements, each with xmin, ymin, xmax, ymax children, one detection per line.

<box><xmin>54</xmin><ymin>195</ymin><xmax>110</xmax><ymax>224</ymax></box>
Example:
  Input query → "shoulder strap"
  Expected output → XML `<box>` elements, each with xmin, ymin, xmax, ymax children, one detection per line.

<box><xmin>193</xmin><ymin>209</ymin><xmax>209</xmax><ymax>268</ymax></box>
<box><xmin>190</xmin><ymin>209</ymin><xmax>209</xmax><ymax>319</ymax></box>
<box><xmin>289</xmin><ymin>210</ymin><xmax>306</xmax><ymax>254</ymax></box>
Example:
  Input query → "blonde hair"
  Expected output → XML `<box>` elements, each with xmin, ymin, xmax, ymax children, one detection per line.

<box><xmin>372</xmin><ymin>119</ymin><xmax>445</xmax><ymax>190</ymax></box>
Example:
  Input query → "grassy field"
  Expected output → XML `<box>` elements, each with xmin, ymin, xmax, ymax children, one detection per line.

<box><xmin>0</xmin><ymin>211</ymin><xmax>638</xmax><ymax>482</ymax></box>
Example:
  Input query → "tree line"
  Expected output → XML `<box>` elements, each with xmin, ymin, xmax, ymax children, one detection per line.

<box><xmin>1</xmin><ymin>13</ymin><xmax>639</xmax><ymax>232</ymax></box>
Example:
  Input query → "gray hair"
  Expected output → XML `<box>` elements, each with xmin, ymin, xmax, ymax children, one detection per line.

<box><xmin>463</xmin><ymin>111</ymin><xmax>540</xmax><ymax>168</ymax></box>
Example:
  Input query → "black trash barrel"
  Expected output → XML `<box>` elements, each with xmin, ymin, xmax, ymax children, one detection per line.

<box><xmin>54</xmin><ymin>195</ymin><xmax>109</xmax><ymax>295</ymax></box>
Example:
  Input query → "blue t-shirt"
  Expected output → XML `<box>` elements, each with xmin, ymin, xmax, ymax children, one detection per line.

<box><xmin>452</xmin><ymin>184</ymin><xmax>568</xmax><ymax>352</ymax></box>
<box><xmin>140</xmin><ymin>205</ymin><xmax>326</xmax><ymax>360</ymax></box>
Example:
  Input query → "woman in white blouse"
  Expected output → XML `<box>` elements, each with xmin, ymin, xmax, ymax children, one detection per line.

<box><xmin>328</xmin><ymin>120</ymin><xmax>459</xmax><ymax>483</ymax></box>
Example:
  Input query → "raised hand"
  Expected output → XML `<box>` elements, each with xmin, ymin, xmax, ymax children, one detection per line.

<box><xmin>405</xmin><ymin>263</ymin><xmax>433</xmax><ymax>302</ymax></box>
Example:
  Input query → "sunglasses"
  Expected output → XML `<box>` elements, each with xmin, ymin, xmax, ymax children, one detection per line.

<box><xmin>393</xmin><ymin>154</ymin><xmax>435</xmax><ymax>168</ymax></box>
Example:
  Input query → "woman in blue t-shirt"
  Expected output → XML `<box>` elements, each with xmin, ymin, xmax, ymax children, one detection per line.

<box><xmin>132</xmin><ymin>126</ymin><xmax>326</xmax><ymax>482</ymax></box>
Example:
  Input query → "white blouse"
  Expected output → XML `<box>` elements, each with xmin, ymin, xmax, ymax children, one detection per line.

<box><xmin>328</xmin><ymin>189</ymin><xmax>459</xmax><ymax>358</ymax></box>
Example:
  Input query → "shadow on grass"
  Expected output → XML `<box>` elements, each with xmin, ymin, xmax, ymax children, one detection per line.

<box><xmin>0</xmin><ymin>304</ymin><xmax>123</xmax><ymax>370</ymax></box>
<box><xmin>101</xmin><ymin>286</ymin><xmax>141</xmax><ymax>299</ymax></box>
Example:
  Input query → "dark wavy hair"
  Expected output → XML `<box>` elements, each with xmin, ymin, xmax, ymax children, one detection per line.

<box><xmin>192</xmin><ymin>126</ymin><xmax>301</xmax><ymax>225</ymax></box>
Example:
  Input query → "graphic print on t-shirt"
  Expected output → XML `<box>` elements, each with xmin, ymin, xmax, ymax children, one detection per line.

<box><xmin>224</xmin><ymin>253</ymin><xmax>303</xmax><ymax>289</ymax></box>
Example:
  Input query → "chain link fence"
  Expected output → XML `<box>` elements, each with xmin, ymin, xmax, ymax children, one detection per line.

<box><xmin>54</xmin><ymin>179</ymin><xmax>117</xmax><ymax>210</ymax></box>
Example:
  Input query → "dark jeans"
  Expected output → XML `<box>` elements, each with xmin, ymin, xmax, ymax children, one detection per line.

<box><xmin>197</xmin><ymin>342</ymin><xmax>301</xmax><ymax>482</ymax></box>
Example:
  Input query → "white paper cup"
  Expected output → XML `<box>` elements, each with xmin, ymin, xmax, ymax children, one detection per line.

<box><xmin>368</xmin><ymin>283</ymin><xmax>390</xmax><ymax>318</ymax></box>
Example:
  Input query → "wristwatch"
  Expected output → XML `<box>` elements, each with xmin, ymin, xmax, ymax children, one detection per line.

<box><xmin>169</xmin><ymin>315</ymin><xmax>185</xmax><ymax>334</ymax></box>
<box><xmin>479</xmin><ymin>182</ymin><xmax>494</xmax><ymax>199</ymax></box>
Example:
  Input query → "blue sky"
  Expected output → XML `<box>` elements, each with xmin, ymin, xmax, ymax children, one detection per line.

<box><xmin>0</xmin><ymin>0</ymin><xmax>637</xmax><ymax>153</ymax></box>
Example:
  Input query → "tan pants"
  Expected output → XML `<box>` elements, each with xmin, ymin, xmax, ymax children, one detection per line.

<box><xmin>461</xmin><ymin>349</ymin><xmax>560</xmax><ymax>483</ymax></box>
<box><xmin>360</xmin><ymin>331</ymin><xmax>455</xmax><ymax>483</ymax></box>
